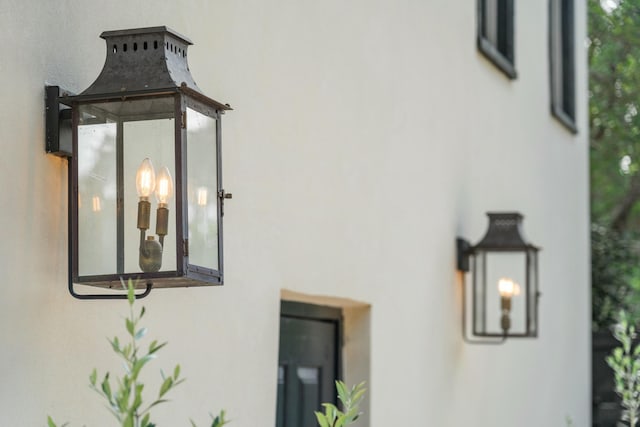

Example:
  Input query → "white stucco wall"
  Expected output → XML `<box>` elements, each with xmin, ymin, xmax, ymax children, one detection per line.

<box><xmin>0</xmin><ymin>1</ymin><xmax>589</xmax><ymax>426</ymax></box>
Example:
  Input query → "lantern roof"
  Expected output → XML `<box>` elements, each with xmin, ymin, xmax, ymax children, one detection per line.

<box><xmin>474</xmin><ymin>212</ymin><xmax>539</xmax><ymax>251</ymax></box>
<box><xmin>67</xmin><ymin>26</ymin><xmax>231</xmax><ymax>110</ymax></box>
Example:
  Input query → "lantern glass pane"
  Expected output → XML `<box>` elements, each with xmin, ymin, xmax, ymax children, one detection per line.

<box><xmin>472</xmin><ymin>252</ymin><xmax>487</xmax><ymax>335</ymax></box>
<box><xmin>123</xmin><ymin>118</ymin><xmax>176</xmax><ymax>273</ymax></box>
<box><xmin>77</xmin><ymin>98</ymin><xmax>177</xmax><ymax>278</ymax></box>
<box><xmin>527</xmin><ymin>250</ymin><xmax>539</xmax><ymax>335</ymax></box>
<box><xmin>77</xmin><ymin>119</ymin><xmax>117</xmax><ymax>276</ymax></box>
<box><xmin>187</xmin><ymin>107</ymin><xmax>219</xmax><ymax>271</ymax></box>
<box><xmin>475</xmin><ymin>251</ymin><xmax>528</xmax><ymax>335</ymax></box>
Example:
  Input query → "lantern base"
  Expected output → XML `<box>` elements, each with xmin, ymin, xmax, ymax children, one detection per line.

<box><xmin>72</xmin><ymin>272</ymin><xmax>223</xmax><ymax>290</ymax></box>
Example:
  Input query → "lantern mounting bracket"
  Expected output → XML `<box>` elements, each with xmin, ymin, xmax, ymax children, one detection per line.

<box><xmin>456</xmin><ymin>238</ymin><xmax>471</xmax><ymax>272</ymax></box>
<box><xmin>45</xmin><ymin>85</ymin><xmax>75</xmax><ymax>158</ymax></box>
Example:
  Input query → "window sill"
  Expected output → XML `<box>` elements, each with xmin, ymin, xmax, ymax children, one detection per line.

<box><xmin>477</xmin><ymin>37</ymin><xmax>517</xmax><ymax>80</ymax></box>
<box><xmin>551</xmin><ymin>104</ymin><xmax>578</xmax><ymax>134</ymax></box>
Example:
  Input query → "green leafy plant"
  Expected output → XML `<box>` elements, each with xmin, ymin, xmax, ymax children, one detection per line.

<box><xmin>314</xmin><ymin>381</ymin><xmax>366</xmax><ymax>427</ymax></box>
<box><xmin>607</xmin><ymin>311</ymin><xmax>640</xmax><ymax>427</ymax></box>
<box><xmin>48</xmin><ymin>280</ymin><xmax>228</xmax><ymax>427</ymax></box>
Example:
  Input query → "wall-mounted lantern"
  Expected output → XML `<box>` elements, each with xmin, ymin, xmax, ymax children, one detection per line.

<box><xmin>45</xmin><ymin>27</ymin><xmax>232</xmax><ymax>299</ymax></box>
<box><xmin>456</xmin><ymin>212</ymin><xmax>540</xmax><ymax>341</ymax></box>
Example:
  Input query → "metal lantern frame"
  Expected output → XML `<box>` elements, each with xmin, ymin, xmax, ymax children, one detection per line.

<box><xmin>457</xmin><ymin>212</ymin><xmax>540</xmax><ymax>342</ymax></box>
<box><xmin>45</xmin><ymin>27</ymin><xmax>232</xmax><ymax>299</ymax></box>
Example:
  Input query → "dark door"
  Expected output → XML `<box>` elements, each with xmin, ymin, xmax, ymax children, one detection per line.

<box><xmin>276</xmin><ymin>301</ymin><xmax>341</xmax><ymax>427</ymax></box>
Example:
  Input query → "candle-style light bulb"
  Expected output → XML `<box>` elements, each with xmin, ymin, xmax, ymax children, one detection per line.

<box><xmin>136</xmin><ymin>158</ymin><xmax>156</xmax><ymax>199</ymax></box>
<box><xmin>154</xmin><ymin>166</ymin><xmax>173</xmax><ymax>247</ymax></box>
<box><xmin>155</xmin><ymin>167</ymin><xmax>174</xmax><ymax>207</ymax></box>
<box><xmin>136</xmin><ymin>158</ymin><xmax>160</xmax><ymax>272</ymax></box>
<box><xmin>498</xmin><ymin>278</ymin><xmax>517</xmax><ymax>298</ymax></box>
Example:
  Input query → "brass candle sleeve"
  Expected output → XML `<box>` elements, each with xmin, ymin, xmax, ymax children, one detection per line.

<box><xmin>500</xmin><ymin>297</ymin><xmax>512</xmax><ymax>333</ymax></box>
<box><xmin>137</xmin><ymin>199</ymin><xmax>151</xmax><ymax>230</ymax></box>
<box><xmin>156</xmin><ymin>205</ymin><xmax>169</xmax><ymax>246</ymax></box>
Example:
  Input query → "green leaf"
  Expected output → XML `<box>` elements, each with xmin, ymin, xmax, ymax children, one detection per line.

<box><xmin>173</xmin><ymin>364</ymin><xmax>181</xmax><ymax>380</ymax></box>
<box><xmin>110</xmin><ymin>336</ymin><xmax>120</xmax><ymax>353</ymax></box>
<box><xmin>149</xmin><ymin>341</ymin><xmax>167</xmax><ymax>354</ymax></box>
<box><xmin>135</xmin><ymin>327</ymin><xmax>148</xmax><ymax>341</ymax></box>
<box><xmin>323</xmin><ymin>403</ymin><xmax>338</xmax><ymax>422</ymax></box>
<box><xmin>47</xmin><ymin>416</ymin><xmax>57</xmax><ymax>427</ymax></box>
<box><xmin>336</xmin><ymin>381</ymin><xmax>347</xmax><ymax>402</ymax></box>
<box><xmin>127</xmin><ymin>280</ymin><xmax>135</xmax><ymax>305</ymax></box>
<box><xmin>132</xmin><ymin>383</ymin><xmax>144</xmax><ymax>410</ymax></box>
<box><xmin>211</xmin><ymin>410</ymin><xmax>229</xmax><ymax>427</ymax></box>
<box><xmin>89</xmin><ymin>368</ymin><xmax>97</xmax><ymax>386</ymax></box>
<box><xmin>141</xmin><ymin>413</ymin><xmax>150</xmax><ymax>427</ymax></box>
<box><xmin>124</xmin><ymin>413</ymin><xmax>134</xmax><ymax>427</ymax></box>
<box><xmin>159</xmin><ymin>377</ymin><xmax>173</xmax><ymax>398</ymax></box>
<box><xmin>146</xmin><ymin>398</ymin><xmax>169</xmax><ymax>411</ymax></box>
<box><xmin>132</xmin><ymin>354</ymin><xmax>156</xmax><ymax>378</ymax></box>
<box><xmin>315</xmin><ymin>412</ymin><xmax>330</xmax><ymax>427</ymax></box>
<box><xmin>101</xmin><ymin>373</ymin><xmax>112</xmax><ymax>400</ymax></box>
<box><xmin>126</xmin><ymin>318</ymin><xmax>135</xmax><ymax>336</ymax></box>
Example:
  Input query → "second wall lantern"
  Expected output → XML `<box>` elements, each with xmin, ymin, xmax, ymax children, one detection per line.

<box><xmin>457</xmin><ymin>212</ymin><xmax>540</xmax><ymax>341</ymax></box>
<box><xmin>46</xmin><ymin>27</ymin><xmax>232</xmax><ymax>297</ymax></box>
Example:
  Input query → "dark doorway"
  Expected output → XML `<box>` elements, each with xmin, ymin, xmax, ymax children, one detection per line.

<box><xmin>276</xmin><ymin>301</ymin><xmax>342</xmax><ymax>427</ymax></box>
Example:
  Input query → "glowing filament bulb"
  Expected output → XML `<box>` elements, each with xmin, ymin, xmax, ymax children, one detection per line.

<box><xmin>136</xmin><ymin>158</ymin><xmax>156</xmax><ymax>199</ymax></box>
<box><xmin>155</xmin><ymin>167</ymin><xmax>174</xmax><ymax>207</ymax></box>
<box><xmin>498</xmin><ymin>278</ymin><xmax>520</xmax><ymax>298</ymax></box>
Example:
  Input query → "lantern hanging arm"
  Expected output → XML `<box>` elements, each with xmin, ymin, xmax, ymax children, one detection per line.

<box><xmin>68</xmin><ymin>280</ymin><xmax>152</xmax><ymax>301</ymax></box>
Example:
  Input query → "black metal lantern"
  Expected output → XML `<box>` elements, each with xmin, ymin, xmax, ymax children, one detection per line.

<box><xmin>45</xmin><ymin>27</ymin><xmax>232</xmax><ymax>298</ymax></box>
<box><xmin>457</xmin><ymin>212</ymin><xmax>540</xmax><ymax>340</ymax></box>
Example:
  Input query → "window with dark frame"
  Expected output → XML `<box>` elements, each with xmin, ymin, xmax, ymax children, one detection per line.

<box><xmin>550</xmin><ymin>0</ymin><xmax>577</xmax><ymax>133</ymax></box>
<box><xmin>477</xmin><ymin>0</ymin><xmax>516</xmax><ymax>79</ymax></box>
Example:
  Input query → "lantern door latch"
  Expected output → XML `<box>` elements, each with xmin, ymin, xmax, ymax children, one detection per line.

<box><xmin>219</xmin><ymin>189</ymin><xmax>232</xmax><ymax>216</ymax></box>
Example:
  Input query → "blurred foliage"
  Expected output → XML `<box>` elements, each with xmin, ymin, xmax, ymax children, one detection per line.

<box><xmin>48</xmin><ymin>280</ymin><xmax>228</xmax><ymax>427</ymax></box>
<box><xmin>590</xmin><ymin>0</ymin><xmax>640</xmax><ymax>227</ymax></box>
<box><xmin>590</xmin><ymin>0</ymin><xmax>640</xmax><ymax>329</ymax></box>
<box><xmin>606</xmin><ymin>311</ymin><xmax>640</xmax><ymax>426</ymax></box>
<box><xmin>592</xmin><ymin>224</ymin><xmax>640</xmax><ymax>329</ymax></box>
<box><xmin>315</xmin><ymin>381</ymin><xmax>366</xmax><ymax>427</ymax></box>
